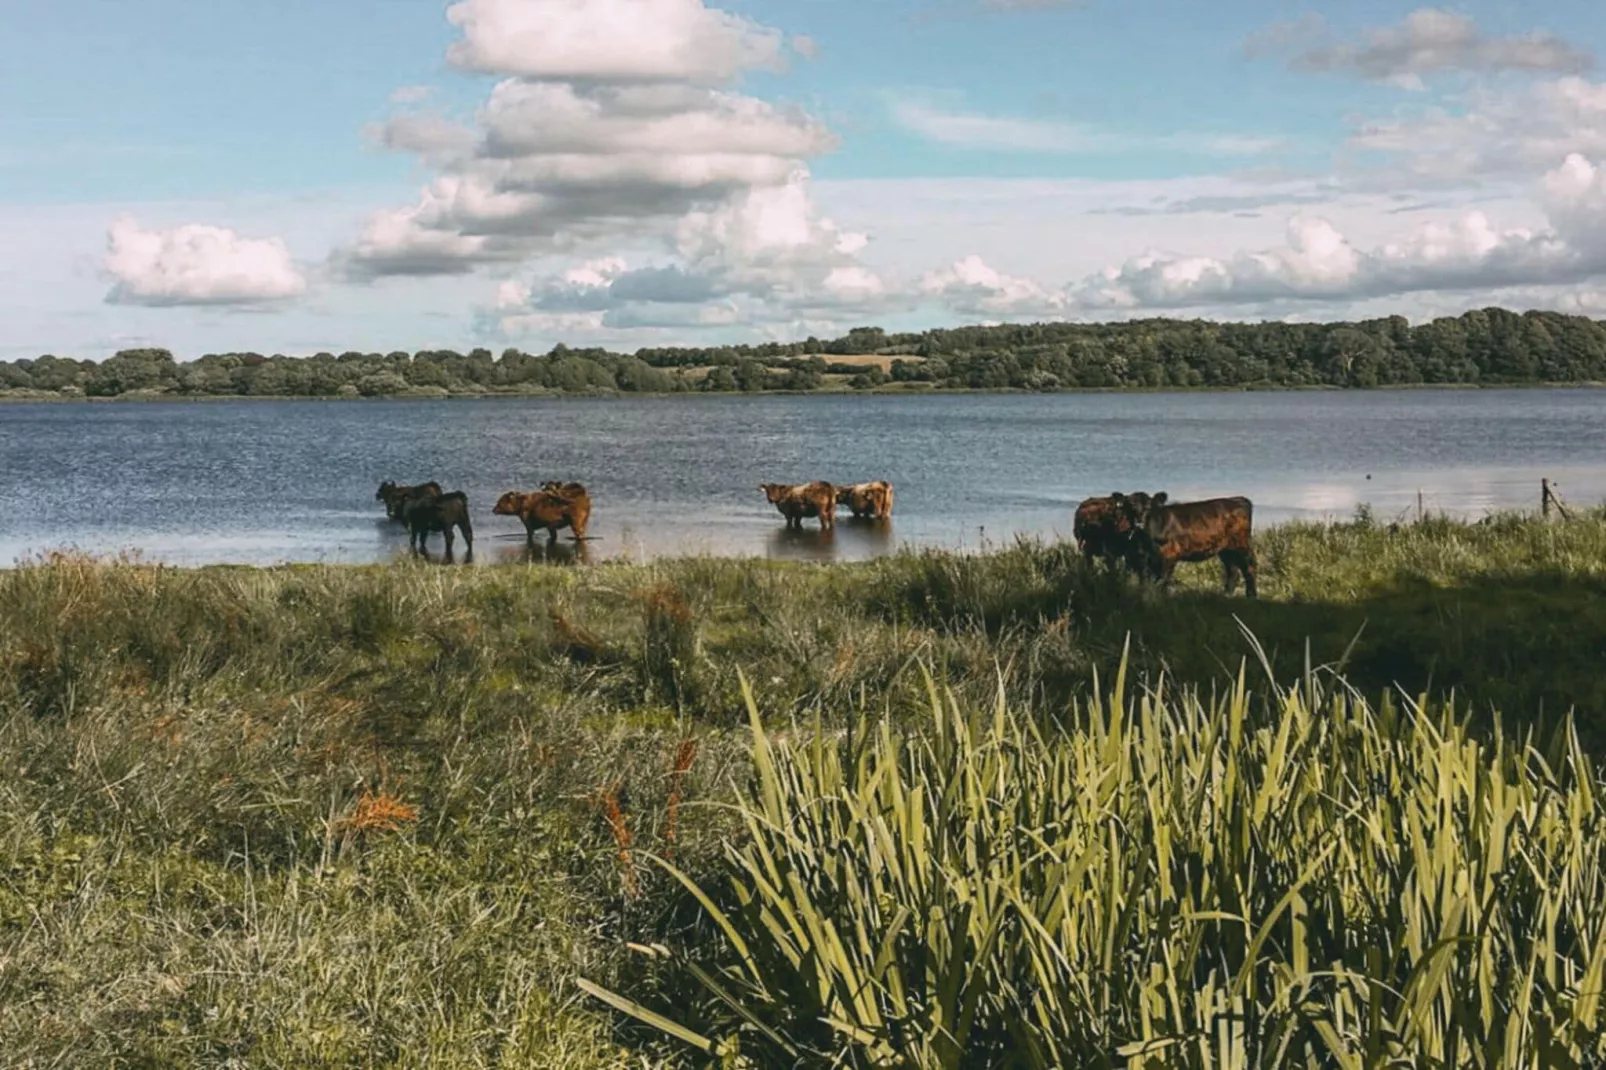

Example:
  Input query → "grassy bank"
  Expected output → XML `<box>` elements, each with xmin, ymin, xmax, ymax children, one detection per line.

<box><xmin>3</xmin><ymin>513</ymin><xmax>1606</xmax><ymax>1064</ymax></box>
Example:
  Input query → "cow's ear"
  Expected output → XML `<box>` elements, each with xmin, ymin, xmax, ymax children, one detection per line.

<box><xmin>1153</xmin><ymin>492</ymin><xmax>1168</xmax><ymax>506</ymax></box>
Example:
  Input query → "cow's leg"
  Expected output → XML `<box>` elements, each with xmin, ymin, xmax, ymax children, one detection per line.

<box><xmin>442</xmin><ymin>526</ymin><xmax>455</xmax><ymax>563</ymax></box>
<box><xmin>460</xmin><ymin>517</ymin><xmax>473</xmax><ymax>562</ymax></box>
<box><xmin>524</xmin><ymin>518</ymin><xmax>537</xmax><ymax>549</ymax></box>
<box><xmin>1222</xmin><ymin>553</ymin><xmax>1240</xmax><ymax>595</ymax></box>
<box><xmin>1242</xmin><ymin>548</ymin><xmax>1258</xmax><ymax>599</ymax></box>
<box><xmin>1160</xmin><ymin>558</ymin><xmax>1178</xmax><ymax>590</ymax></box>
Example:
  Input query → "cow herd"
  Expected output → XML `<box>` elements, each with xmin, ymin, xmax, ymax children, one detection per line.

<box><xmin>374</xmin><ymin>477</ymin><xmax>1256</xmax><ymax>598</ymax></box>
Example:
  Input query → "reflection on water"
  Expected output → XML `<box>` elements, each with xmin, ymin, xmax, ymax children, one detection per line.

<box><xmin>2</xmin><ymin>389</ymin><xmax>1604</xmax><ymax>567</ymax></box>
<box><xmin>765</xmin><ymin>518</ymin><xmax>896</xmax><ymax>563</ymax></box>
<box><xmin>489</xmin><ymin>537</ymin><xmax>594</xmax><ymax>567</ymax></box>
<box><xmin>766</xmin><ymin>525</ymin><xmax>836</xmax><ymax>562</ymax></box>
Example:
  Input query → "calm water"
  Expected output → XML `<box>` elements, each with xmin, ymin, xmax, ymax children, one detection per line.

<box><xmin>2</xmin><ymin>390</ymin><xmax>1603</xmax><ymax>567</ymax></box>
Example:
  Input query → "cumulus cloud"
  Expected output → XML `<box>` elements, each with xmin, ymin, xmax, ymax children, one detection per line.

<box><xmin>389</xmin><ymin>85</ymin><xmax>435</xmax><ymax>106</ymax></box>
<box><xmin>444</xmin><ymin>0</ymin><xmax>787</xmax><ymax>84</ymax></box>
<box><xmin>103</xmin><ymin>218</ymin><xmax>307</xmax><ymax>307</ymax></box>
<box><xmin>482</xmin><ymin>174</ymin><xmax>903</xmax><ymax>337</ymax></box>
<box><xmin>1249</xmin><ymin>9</ymin><xmax>1593</xmax><ymax>88</ymax></box>
<box><xmin>890</xmin><ymin>99</ymin><xmax>1278</xmax><ymax>156</ymax></box>
<box><xmin>920</xmin><ymin>255</ymin><xmax>1065</xmax><ymax>316</ymax></box>
<box><xmin>341</xmin><ymin>0</ymin><xmax>839</xmax><ymax>281</ymax></box>
<box><xmin>1350</xmin><ymin>77</ymin><xmax>1606</xmax><ymax>181</ymax></box>
<box><xmin>1066</xmin><ymin>154</ymin><xmax>1606</xmax><ymax>310</ymax></box>
<box><xmin>370</xmin><ymin>114</ymin><xmax>478</xmax><ymax>167</ymax></box>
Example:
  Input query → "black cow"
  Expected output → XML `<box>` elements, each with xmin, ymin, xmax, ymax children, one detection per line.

<box><xmin>376</xmin><ymin>480</ymin><xmax>441</xmax><ymax>522</ymax></box>
<box><xmin>404</xmin><ymin>491</ymin><xmax>474</xmax><ymax>563</ymax></box>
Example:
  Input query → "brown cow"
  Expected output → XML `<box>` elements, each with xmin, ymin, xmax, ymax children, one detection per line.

<box><xmin>376</xmin><ymin>480</ymin><xmax>441</xmax><ymax>522</ymax></box>
<box><xmin>1073</xmin><ymin>492</ymin><xmax>1158</xmax><ymax>567</ymax></box>
<box><xmin>403</xmin><ymin>490</ymin><xmax>473</xmax><ymax>562</ymax></box>
<box><xmin>1119</xmin><ymin>493</ymin><xmax>1257</xmax><ymax>598</ymax></box>
<box><xmin>493</xmin><ymin>483</ymin><xmax>592</xmax><ymax>547</ymax></box>
<box><xmin>761</xmin><ymin>482</ymin><xmax>836</xmax><ymax>530</ymax></box>
<box><xmin>836</xmin><ymin>481</ymin><xmax>895</xmax><ymax>520</ymax></box>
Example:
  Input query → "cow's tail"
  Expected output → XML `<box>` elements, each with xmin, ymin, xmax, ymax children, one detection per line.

<box><xmin>882</xmin><ymin>482</ymin><xmax>895</xmax><ymax>518</ymax></box>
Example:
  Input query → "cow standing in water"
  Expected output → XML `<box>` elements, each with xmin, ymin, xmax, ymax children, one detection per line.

<box><xmin>760</xmin><ymin>482</ymin><xmax>837</xmax><ymax>530</ymax></box>
<box><xmin>1117</xmin><ymin>492</ymin><xmax>1258</xmax><ymax>598</ymax></box>
<box><xmin>376</xmin><ymin>480</ymin><xmax>441</xmax><ymax>521</ymax></box>
<box><xmin>837</xmin><ymin>481</ymin><xmax>895</xmax><ymax>521</ymax></box>
<box><xmin>493</xmin><ymin>483</ymin><xmax>592</xmax><ymax>547</ymax></box>
<box><xmin>404</xmin><ymin>491</ymin><xmax>474</xmax><ymax>563</ymax></box>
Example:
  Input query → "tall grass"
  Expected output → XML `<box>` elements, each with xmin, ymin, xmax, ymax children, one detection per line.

<box><xmin>591</xmin><ymin>654</ymin><xmax>1606</xmax><ymax>1066</ymax></box>
<box><xmin>3</xmin><ymin>513</ymin><xmax>1606</xmax><ymax>1064</ymax></box>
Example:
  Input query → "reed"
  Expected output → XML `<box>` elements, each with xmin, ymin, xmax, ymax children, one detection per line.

<box><xmin>588</xmin><ymin>651</ymin><xmax>1606</xmax><ymax>1066</ymax></box>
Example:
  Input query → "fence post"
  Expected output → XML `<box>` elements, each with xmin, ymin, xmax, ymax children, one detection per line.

<box><xmin>1542</xmin><ymin>478</ymin><xmax>1552</xmax><ymax>520</ymax></box>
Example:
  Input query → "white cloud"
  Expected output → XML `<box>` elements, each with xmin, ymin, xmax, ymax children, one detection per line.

<box><xmin>1250</xmin><ymin>9</ymin><xmax>1593</xmax><ymax>88</ymax></box>
<box><xmin>103</xmin><ymin>218</ymin><xmax>307</xmax><ymax>307</ymax></box>
<box><xmin>370</xmin><ymin>114</ymin><xmax>478</xmax><ymax>167</ymax></box>
<box><xmin>444</xmin><ymin>0</ymin><xmax>786</xmax><ymax>84</ymax></box>
<box><xmin>342</xmin><ymin>2</ymin><xmax>837</xmax><ymax>280</ymax></box>
<box><xmin>477</xmin><ymin>81</ymin><xmax>832</xmax><ymax>167</ymax></box>
<box><xmin>921</xmin><ymin>255</ymin><xmax>1064</xmax><ymax>316</ymax></box>
<box><xmin>482</xmin><ymin>174</ymin><xmax>901</xmax><ymax>337</ymax></box>
<box><xmin>388</xmin><ymin>85</ymin><xmax>436</xmax><ymax>106</ymax></box>
<box><xmin>1350</xmin><ymin>77</ymin><xmax>1606</xmax><ymax>181</ymax></box>
<box><xmin>1066</xmin><ymin>154</ymin><xmax>1606</xmax><ymax>310</ymax></box>
<box><xmin>890</xmin><ymin>99</ymin><xmax>1279</xmax><ymax>156</ymax></box>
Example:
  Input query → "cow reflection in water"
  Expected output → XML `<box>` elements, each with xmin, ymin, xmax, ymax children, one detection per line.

<box><xmin>494</xmin><ymin>539</ymin><xmax>593</xmax><ymax>567</ymax></box>
<box><xmin>841</xmin><ymin>514</ymin><xmax>895</xmax><ymax>554</ymax></box>
<box><xmin>767</xmin><ymin>524</ymin><xmax>838</xmax><ymax>562</ymax></box>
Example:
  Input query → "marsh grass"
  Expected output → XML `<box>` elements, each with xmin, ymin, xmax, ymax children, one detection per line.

<box><xmin>2</xmin><ymin>512</ymin><xmax>1606</xmax><ymax>1064</ymax></box>
<box><xmin>589</xmin><ymin>660</ymin><xmax>1606</xmax><ymax>1066</ymax></box>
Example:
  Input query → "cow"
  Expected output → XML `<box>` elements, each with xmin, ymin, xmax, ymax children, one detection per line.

<box><xmin>493</xmin><ymin>483</ymin><xmax>592</xmax><ymax>547</ymax></box>
<box><xmin>1073</xmin><ymin>492</ymin><xmax>1158</xmax><ymax>567</ymax></box>
<box><xmin>403</xmin><ymin>490</ymin><xmax>473</xmax><ymax>562</ymax></box>
<box><xmin>1118</xmin><ymin>493</ymin><xmax>1257</xmax><ymax>598</ymax></box>
<box><xmin>836</xmin><ymin>481</ymin><xmax>895</xmax><ymax>521</ymax></box>
<box><xmin>760</xmin><ymin>482</ymin><xmax>837</xmax><ymax>530</ymax></box>
<box><xmin>376</xmin><ymin>480</ymin><xmax>441</xmax><ymax>522</ymax></box>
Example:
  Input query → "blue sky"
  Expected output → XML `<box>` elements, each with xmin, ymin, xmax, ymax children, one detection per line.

<box><xmin>4</xmin><ymin>0</ymin><xmax>1606</xmax><ymax>359</ymax></box>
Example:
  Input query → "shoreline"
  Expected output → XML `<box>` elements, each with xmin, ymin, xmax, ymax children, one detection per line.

<box><xmin>3</xmin><ymin>380</ymin><xmax>1605</xmax><ymax>404</ymax></box>
<box><xmin>0</xmin><ymin>511</ymin><xmax>1570</xmax><ymax>573</ymax></box>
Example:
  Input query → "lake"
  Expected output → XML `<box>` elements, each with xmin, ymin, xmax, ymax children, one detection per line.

<box><xmin>2</xmin><ymin>389</ymin><xmax>1603</xmax><ymax>567</ymax></box>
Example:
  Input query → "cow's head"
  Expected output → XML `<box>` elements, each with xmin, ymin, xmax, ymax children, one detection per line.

<box><xmin>760</xmin><ymin>483</ymin><xmax>787</xmax><ymax>503</ymax></box>
<box><xmin>492</xmin><ymin>491</ymin><xmax>524</xmax><ymax>516</ymax></box>
<box><xmin>835</xmin><ymin>484</ymin><xmax>856</xmax><ymax>504</ymax></box>
<box><xmin>1112</xmin><ymin>491</ymin><xmax>1168</xmax><ymax>532</ymax></box>
<box><xmin>376</xmin><ymin>480</ymin><xmax>398</xmax><ymax>502</ymax></box>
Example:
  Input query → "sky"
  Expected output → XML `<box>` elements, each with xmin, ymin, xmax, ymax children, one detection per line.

<box><xmin>6</xmin><ymin>0</ymin><xmax>1606</xmax><ymax>360</ymax></box>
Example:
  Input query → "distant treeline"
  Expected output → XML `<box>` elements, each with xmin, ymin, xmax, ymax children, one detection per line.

<box><xmin>6</xmin><ymin>308</ymin><xmax>1606</xmax><ymax>399</ymax></box>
